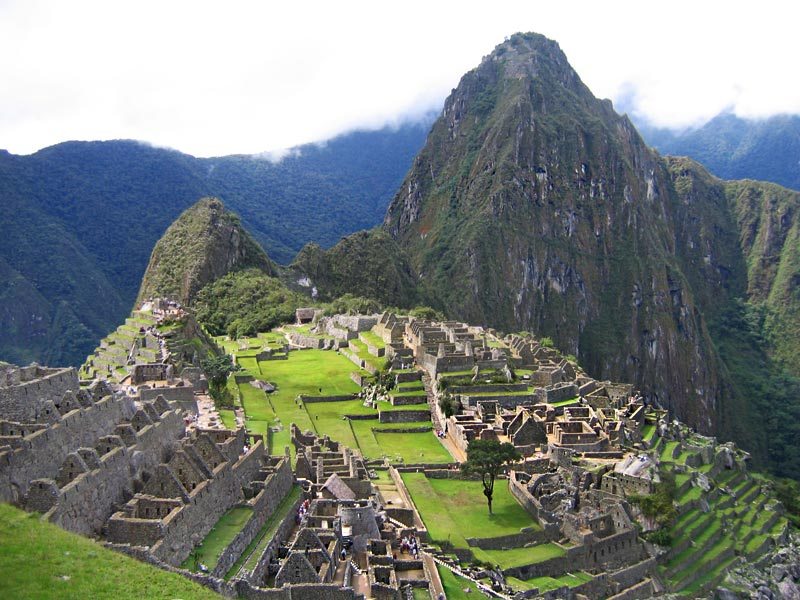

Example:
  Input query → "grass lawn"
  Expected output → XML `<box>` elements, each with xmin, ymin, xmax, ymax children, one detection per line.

<box><xmin>359</xmin><ymin>330</ymin><xmax>385</xmax><ymax>349</ymax></box>
<box><xmin>349</xmin><ymin>420</ymin><xmax>451</xmax><ymax>463</ymax></box>
<box><xmin>660</xmin><ymin>441</ymin><xmax>679</xmax><ymax>463</ymax></box>
<box><xmin>373</xmin><ymin>431</ymin><xmax>451</xmax><ymax>463</ymax></box>
<box><xmin>182</xmin><ymin>507</ymin><xmax>253</xmax><ymax>572</ymax></box>
<box><xmin>401</xmin><ymin>473</ymin><xmax>539</xmax><ymax>545</ymax></box>
<box><xmin>349</xmin><ymin>339</ymin><xmax>385</xmax><ymax>370</ymax></box>
<box><xmin>480</xmin><ymin>543</ymin><xmax>566</xmax><ymax>568</ymax></box>
<box><xmin>0</xmin><ymin>503</ymin><xmax>221</xmax><ymax>599</ymax></box>
<box><xmin>219</xmin><ymin>408</ymin><xmax>237</xmax><ymax>429</ymax></box>
<box><xmin>390</xmin><ymin>389</ymin><xmax>428</xmax><ymax>398</ymax></box>
<box><xmin>237</xmin><ymin>382</ymin><xmax>277</xmax><ymax>436</ymax></box>
<box><xmin>438</xmin><ymin>565</ymin><xmax>483</xmax><ymax>599</ymax></box>
<box><xmin>226</xmin><ymin>344</ymin><xmax>447</xmax><ymax>462</ymax></box>
<box><xmin>233</xmin><ymin>348</ymin><xmax>362</xmax><ymax>451</ymax></box>
<box><xmin>508</xmin><ymin>571</ymin><xmax>593</xmax><ymax>592</ymax></box>
<box><xmin>400</xmin><ymin>473</ymin><xmax>566</xmax><ymax>569</ymax></box>
<box><xmin>550</xmin><ymin>396</ymin><xmax>580</xmax><ymax>407</ymax></box>
<box><xmin>395</xmin><ymin>381</ymin><xmax>424</xmax><ymax>390</ymax></box>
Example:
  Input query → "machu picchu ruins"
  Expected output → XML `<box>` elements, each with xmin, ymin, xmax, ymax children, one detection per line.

<box><xmin>1</xmin><ymin>299</ymin><xmax>796</xmax><ymax>600</ymax></box>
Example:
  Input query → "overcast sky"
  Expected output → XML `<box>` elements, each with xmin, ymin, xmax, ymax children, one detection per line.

<box><xmin>1</xmin><ymin>0</ymin><xmax>798</xmax><ymax>157</ymax></box>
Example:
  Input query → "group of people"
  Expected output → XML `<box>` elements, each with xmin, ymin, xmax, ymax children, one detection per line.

<box><xmin>435</xmin><ymin>427</ymin><xmax>447</xmax><ymax>439</ymax></box>
<box><xmin>399</xmin><ymin>534</ymin><xmax>420</xmax><ymax>558</ymax></box>
<box><xmin>295</xmin><ymin>498</ymin><xmax>311</xmax><ymax>524</ymax></box>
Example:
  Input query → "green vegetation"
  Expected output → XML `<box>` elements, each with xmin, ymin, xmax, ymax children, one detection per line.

<box><xmin>508</xmin><ymin>571</ymin><xmax>593</xmax><ymax>592</ymax></box>
<box><xmin>628</xmin><ymin>470</ymin><xmax>677</xmax><ymax>528</ymax></box>
<box><xmin>371</xmin><ymin>430</ymin><xmax>451</xmax><ymax>463</ymax></box>
<box><xmin>202</xmin><ymin>354</ymin><xmax>240</xmax><ymax>406</ymax></box>
<box><xmin>195</xmin><ymin>269</ymin><xmax>307</xmax><ymax>338</ymax></box>
<box><xmin>182</xmin><ymin>507</ymin><xmax>253</xmax><ymax>572</ymax></box>
<box><xmin>400</xmin><ymin>472</ymin><xmax>563</xmax><ymax>571</ymax></box>
<box><xmin>636</xmin><ymin>435</ymin><xmax>793</xmax><ymax>595</ymax></box>
<box><xmin>0</xmin><ymin>503</ymin><xmax>220</xmax><ymax>599</ymax></box>
<box><xmin>0</xmin><ymin>124</ymin><xmax>429</xmax><ymax>367</ymax></box>
<box><xmin>461</xmin><ymin>439</ymin><xmax>521</xmax><ymax>514</ymax></box>
<box><xmin>225</xmin><ymin>345</ymin><xmax>449</xmax><ymax>462</ymax></box>
<box><xmin>437</xmin><ymin>565</ymin><xmax>483</xmax><ymax>599</ymax></box>
<box><xmin>137</xmin><ymin>198</ymin><xmax>276</xmax><ymax>306</ymax></box>
<box><xmin>709</xmin><ymin>298</ymin><xmax>800</xmax><ymax>478</ymax></box>
<box><xmin>290</xmin><ymin>230</ymin><xmax>419</xmax><ymax>308</ymax></box>
<box><xmin>640</xmin><ymin>112</ymin><xmax>800</xmax><ymax>193</ymax></box>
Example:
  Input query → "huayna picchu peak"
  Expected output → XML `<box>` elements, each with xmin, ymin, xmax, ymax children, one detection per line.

<box><xmin>289</xmin><ymin>32</ymin><xmax>800</xmax><ymax>480</ymax></box>
<box><xmin>1</xmin><ymin>27</ymin><xmax>799</xmax><ymax>600</ymax></box>
<box><xmin>137</xmin><ymin>197</ymin><xmax>278</xmax><ymax>306</ymax></box>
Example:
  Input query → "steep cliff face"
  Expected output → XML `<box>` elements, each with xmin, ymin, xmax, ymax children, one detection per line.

<box><xmin>384</xmin><ymin>33</ymin><xmax>730</xmax><ymax>432</ymax></box>
<box><xmin>137</xmin><ymin>197</ymin><xmax>276</xmax><ymax>306</ymax></box>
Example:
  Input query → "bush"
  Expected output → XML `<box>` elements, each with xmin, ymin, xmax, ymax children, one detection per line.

<box><xmin>644</xmin><ymin>528</ymin><xmax>673</xmax><ymax>547</ymax></box>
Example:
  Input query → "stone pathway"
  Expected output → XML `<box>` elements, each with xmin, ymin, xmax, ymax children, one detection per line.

<box><xmin>194</xmin><ymin>392</ymin><xmax>224</xmax><ymax>429</ymax></box>
<box><xmin>440</xmin><ymin>431</ymin><xmax>467</xmax><ymax>463</ymax></box>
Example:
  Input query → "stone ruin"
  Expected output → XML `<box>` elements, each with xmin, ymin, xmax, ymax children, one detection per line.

<box><xmin>506</xmin><ymin>455</ymin><xmax>658</xmax><ymax>597</ymax></box>
<box><xmin>283</xmin><ymin>427</ymin><xmax>433</xmax><ymax>600</ymax></box>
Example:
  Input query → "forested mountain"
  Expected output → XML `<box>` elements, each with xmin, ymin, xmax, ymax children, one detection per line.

<box><xmin>0</xmin><ymin>121</ymin><xmax>430</xmax><ymax>367</ymax></box>
<box><xmin>636</xmin><ymin>112</ymin><xmax>800</xmax><ymax>191</ymax></box>
<box><xmin>296</xmin><ymin>33</ymin><xmax>800</xmax><ymax>477</ymax></box>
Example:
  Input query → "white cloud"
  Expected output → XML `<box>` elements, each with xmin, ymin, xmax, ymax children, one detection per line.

<box><xmin>0</xmin><ymin>0</ymin><xmax>798</xmax><ymax>156</ymax></box>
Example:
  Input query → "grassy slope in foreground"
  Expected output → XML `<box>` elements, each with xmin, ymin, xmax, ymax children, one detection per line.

<box><xmin>0</xmin><ymin>503</ymin><xmax>220</xmax><ymax>599</ymax></box>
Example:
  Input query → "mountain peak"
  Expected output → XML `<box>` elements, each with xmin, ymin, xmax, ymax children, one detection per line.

<box><xmin>136</xmin><ymin>197</ymin><xmax>276</xmax><ymax>306</ymax></box>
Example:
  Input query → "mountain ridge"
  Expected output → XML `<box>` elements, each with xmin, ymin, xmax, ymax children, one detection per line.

<box><xmin>298</xmin><ymin>32</ymin><xmax>799</xmax><ymax>476</ymax></box>
<box><xmin>0</xmin><ymin>122</ymin><xmax>430</xmax><ymax>366</ymax></box>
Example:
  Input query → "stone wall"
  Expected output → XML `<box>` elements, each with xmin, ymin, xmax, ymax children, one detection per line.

<box><xmin>249</xmin><ymin>497</ymin><xmax>303</xmax><ymax>585</ymax></box>
<box><xmin>460</xmin><ymin>393</ymin><xmax>536</xmax><ymax>409</ymax></box>
<box><xmin>212</xmin><ymin>458</ymin><xmax>294</xmax><ymax>578</ymax></box>
<box><xmin>44</xmin><ymin>446</ymin><xmax>134</xmax><ymax>535</ymax></box>
<box><xmin>152</xmin><ymin>465</ymin><xmax>245</xmax><ymax>565</ymax></box>
<box><xmin>0</xmin><ymin>367</ymin><xmax>79</xmax><ymax>423</ymax></box>
<box><xmin>139</xmin><ymin>385</ymin><xmax>196</xmax><ymax>415</ymax></box>
<box><xmin>334</xmin><ymin>315</ymin><xmax>378</xmax><ymax>332</ymax></box>
<box><xmin>45</xmin><ymin>411</ymin><xmax>184</xmax><ymax>535</ymax></box>
<box><xmin>466</xmin><ymin>527</ymin><xmax>555</xmax><ymax>549</ymax></box>
<box><xmin>378</xmin><ymin>410</ymin><xmax>430</xmax><ymax>424</ymax></box>
<box><xmin>287</xmin><ymin>334</ymin><xmax>326</xmax><ymax>349</ymax></box>
<box><xmin>123</xmin><ymin>442</ymin><xmax>266</xmax><ymax>566</ymax></box>
<box><xmin>0</xmin><ymin>393</ymin><xmax>137</xmax><ymax>502</ymax></box>
<box><xmin>132</xmin><ymin>364</ymin><xmax>168</xmax><ymax>385</ymax></box>
<box><xmin>607</xmin><ymin>558</ymin><xmax>656</xmax><ymax>590</ymax></box>
<box><xmin>301</xmin><ymin>395</ymin><xmax>358</xmax><ymax>403</ymax></box>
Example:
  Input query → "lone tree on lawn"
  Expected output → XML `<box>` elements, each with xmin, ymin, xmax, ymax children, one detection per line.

<box><xmin>201</xmin><ymin>354</ymin><xmax>240</xmax><ymax>404</ymax></box>
<box><xmin>461</xmin><ymin>439</ymin><xmax>521</xmax><ymax>515</ymax></box>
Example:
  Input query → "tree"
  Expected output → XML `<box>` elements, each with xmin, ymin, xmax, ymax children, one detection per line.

<box><xmin>201</xmin><ymin>354</ymin><xmax>240</xmax><ymax>403</ymax></box>
<box><xmin>461</xmin><ymin>439</ymin><xmax>520</xmax><ymax>514</ymax></box>
<box><xmin>438</xmin><ymin>392</ymin><xmax>459</xmax><ymax>418</ymax></box>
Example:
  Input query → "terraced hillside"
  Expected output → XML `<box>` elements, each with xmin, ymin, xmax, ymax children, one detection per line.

<box><xmin>651</xmin><ymin>432</ymin><xmax>791</xmax><ymax>596</ymax></box>
<box><xmin>81</xmin><ymin>306</ymin><xmax>219</xmax><ymax>383</ymax></box>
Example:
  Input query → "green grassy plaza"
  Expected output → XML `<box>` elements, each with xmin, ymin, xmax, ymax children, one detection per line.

<box><xmin>223</xmin><ymin>343</ymin><xmax>451</xmax><ymax>463</ymax></box>
<box><xmin>401</xmin><ymin>473</ymin><xmax>565</xmax><ymax>570</ymax></box>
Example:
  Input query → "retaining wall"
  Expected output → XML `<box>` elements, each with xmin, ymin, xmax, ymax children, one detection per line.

<box><xmin>212</xmin><ymin>458</ymin><xmax>294</xmax><ymax>578</ymax></box>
